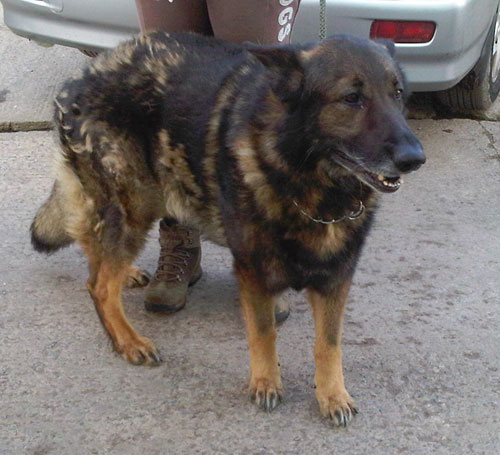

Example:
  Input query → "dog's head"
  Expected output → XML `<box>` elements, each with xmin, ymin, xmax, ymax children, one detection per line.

<box><xmin>246</xmin><ymin>35</ymin><xmax>425</xmax><ymax>193</ymax></box>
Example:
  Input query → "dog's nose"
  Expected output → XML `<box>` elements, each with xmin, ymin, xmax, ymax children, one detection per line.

<box><xmin>393</xmin><ymin>138</ymin><xmax>426</xmax><ymax>173</ymax></box>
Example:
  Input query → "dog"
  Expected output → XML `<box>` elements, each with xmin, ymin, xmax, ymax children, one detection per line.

<box><xmin>31</xmin><ymin>31</ymin><xmax>425</xmax><ymax>426</ymax></box>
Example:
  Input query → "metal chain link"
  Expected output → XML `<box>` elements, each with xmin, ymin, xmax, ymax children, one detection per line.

<box><xmin>319</xmin><ymin>0</ymin><xmax>327</xmax><ymax>40</ymax></box>
<box><xmin>292</xmin><ymin>199</ymin><xmax>365</xmax><ymax>224</ymax></box>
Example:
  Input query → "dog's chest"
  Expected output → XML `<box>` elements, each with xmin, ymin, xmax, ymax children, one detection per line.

<box><xmin>245</xmin><ymin>222</ymin><xmax>352</xmax><ymax>292</ymax></box>
<box><xmin>285</xmin><ymin>223</ymin><xmax>348</xmax><ymax>260</ymax></box>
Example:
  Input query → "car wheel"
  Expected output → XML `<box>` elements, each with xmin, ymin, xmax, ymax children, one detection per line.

<box><xmin>437</xmin><ymin>5</ymin><xmax>500</xmax><ymax>110</ymax></box>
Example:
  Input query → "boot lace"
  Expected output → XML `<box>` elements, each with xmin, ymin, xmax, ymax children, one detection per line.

<box><xmin>154</xmin><ymin>230</ymin><xmax>194</xmax><ymax>282</ymax></box>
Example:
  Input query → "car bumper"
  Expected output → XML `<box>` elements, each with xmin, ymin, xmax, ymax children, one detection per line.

<box><xmin>1</xmin><ymin>0</ymin><xmax>498</xmax><ymax>92</ymax></box>
<box><xmin>295</xmin><ymin>0</ymin><xmax>498</xmax><ymax>91</ymax></box>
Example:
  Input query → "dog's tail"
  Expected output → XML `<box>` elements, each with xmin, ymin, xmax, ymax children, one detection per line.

<box><xmin>31</xmin><ymin>181</ymin><xmax>74</xmax><ymax>254</ymax></box>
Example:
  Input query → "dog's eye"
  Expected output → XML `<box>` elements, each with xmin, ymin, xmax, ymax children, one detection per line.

<box><xmin>344</xmin><ymin>93</ymin><xmax>363</xmax><ymax>106</ymax></box>
<box><xmin>395</xmin><ymin>88</ymin><xmax>404</xmax><ymax>100</ymax></box>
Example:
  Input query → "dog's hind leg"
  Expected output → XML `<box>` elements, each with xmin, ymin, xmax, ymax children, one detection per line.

<box><xmin>236</xmin><ymin>268</ymin><xmax>283</xmax><ymax>411</ymax></box>
<box><xmin>124</xmin><ymin>265</ymin><xmax>151</xmax><ymax>289</ymax></box>
<box><xmin>307</xmin><ymin>279</ymin><xmax>358</xmax><ymax>426</ymax></box>
<box><xmin>81</xmin><ymin>235</ymin><xmax>161</xmax><ymax>366</ymax></box>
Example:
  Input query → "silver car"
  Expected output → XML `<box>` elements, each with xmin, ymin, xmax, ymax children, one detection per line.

<box><xmin>2</xmin><ymin>0</ymin><xmax>499</xmax><ymax>110</ymax></box>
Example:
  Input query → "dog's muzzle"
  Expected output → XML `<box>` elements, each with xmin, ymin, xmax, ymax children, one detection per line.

<box><xmin>392</xmin><ymin>135</ymin><xmax>426</xmax><ymax>174</ymax></box>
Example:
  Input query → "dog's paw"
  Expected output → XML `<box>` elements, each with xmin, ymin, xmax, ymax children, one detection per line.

<box><xmin>125</xmin><ymin>266</ymin><xmax>151</xmax><ymax>288</ymax></box>
<box><xmin>316</xmin><ymin>389</ymin><xmax>358</xmax><ymax>427</ymax></box>
<box><xmin>116</xmin><ymin>336</ymin><xmax>162</xmax><ymax>366</ymax></box>
<box><xmin>249</xmin><ymin>378</ymin><xmax>283</xmax><ymax>411</ymax></box>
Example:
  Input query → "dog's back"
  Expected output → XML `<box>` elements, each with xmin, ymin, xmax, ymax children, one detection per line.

<box><xmin>32</xmin><ymin>32</ymin><xmax>253</xmax><ymax>254</ymax></box>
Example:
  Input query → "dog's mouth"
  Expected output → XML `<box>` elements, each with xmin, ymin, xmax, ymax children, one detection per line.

<box><xmin>330</xmin><ymin>151</ymin><xmax>402</xmax><ymax>193</ymax></box>
<box><xmin>361</xmin><ymin>172</ymin><xmax>401</xmax><ymax>193</ymax></box>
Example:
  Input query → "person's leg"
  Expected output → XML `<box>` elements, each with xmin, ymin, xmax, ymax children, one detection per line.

<box><xmin>135</xmin><ymin>0</ymin><xmax>212</xmax><ymax>34</ymax></box>
<box><xmin>145</xmin><ymin>219</ymin><xmax>202</xmax><ymax>313</ymax></box>
<box><xmin>137</xmin><ymin>1</ymin><xmax>301</xmax><ymax>318</ymax></box>
<box><xmin>207</xmin><ymin>0</ymin><xmax>301</xmax><ymax>45</ymax></box>
<box><xmin>134</xmin><ymin>1</ymin><xmax>210</xmax><ymax>311</ymax></box>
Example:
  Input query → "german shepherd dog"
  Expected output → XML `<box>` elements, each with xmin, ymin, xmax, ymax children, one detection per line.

<box><xmin>31</xmin><ymin>32</ymin><xmax>424</xmax><ymax>426</ymax></box>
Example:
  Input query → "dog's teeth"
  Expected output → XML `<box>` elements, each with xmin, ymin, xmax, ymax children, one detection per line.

<box><xmin>380</xmin><ymin>177</ymin><xmax>401</xmax><ymax>188</ymax></box>
<box><xmin>377</xmin><ymin>174</ymin><xmax>385</xmax><ymax>181</ymax></box>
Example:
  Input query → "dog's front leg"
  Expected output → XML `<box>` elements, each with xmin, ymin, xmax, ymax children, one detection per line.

<box><xmin>236</xmin><ymin>269</ymin><xmax>283</xmax><ymax>411</ymax></box>
<box><xmin>308</xmin><ymin>279</ymin><xmax>358</xmax><ymax>426</ymax></box>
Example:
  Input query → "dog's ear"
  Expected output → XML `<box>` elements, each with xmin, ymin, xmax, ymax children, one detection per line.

<box><xmin>244</xmin><ymin>41</ymin><xmax>300</xmax><ymax>69</ymax></box>
<box><xmin>376</xmin><ymin>39</ymin><xmax>396</xmax><ymax>57</ymax></box>
<box><xmin>244</xmin><ymin>42</ymin><xmax>305</xmax><ymax>104</ymax></box>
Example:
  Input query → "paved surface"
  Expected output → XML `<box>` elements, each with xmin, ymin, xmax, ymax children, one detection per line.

<box><xmin>1</xmin><ymin>5</ymin><xmax>499</xmax><ymax>455</ymax></box>
<box><xmin>0</xmin><ymin>8</ymin><xmax>87</xmax><ymax>131</ymax></box>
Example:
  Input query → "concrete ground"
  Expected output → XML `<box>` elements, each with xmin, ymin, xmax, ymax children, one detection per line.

<box><xmin>1</xmin><ymin>6</ymin><xmax>499</xmax><ymax>455</ymax></box>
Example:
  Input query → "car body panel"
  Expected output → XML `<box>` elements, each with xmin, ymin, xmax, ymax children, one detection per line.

<box><xmin>1</xmin><ymin>0</ymin><xmax>499</xmax><ymax>91</ymax></box>
<box><xmin>1</xmin><ymin>0</ymin><xmax>137</xmax><ymax>50</ymax></box>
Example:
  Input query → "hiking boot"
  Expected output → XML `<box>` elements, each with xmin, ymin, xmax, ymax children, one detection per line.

<box><xmin>145</xmin><ymin>219</ymin><xmax>202</xmax><ymax>313</ymax></box>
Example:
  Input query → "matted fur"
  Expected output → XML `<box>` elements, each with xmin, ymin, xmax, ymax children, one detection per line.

<box><xmin>31</xmin><ymin>32</ymin><xmax>424</xmax><ymax>426</ymax></box>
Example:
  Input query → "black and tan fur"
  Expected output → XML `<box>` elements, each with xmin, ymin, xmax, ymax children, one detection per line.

<box><xmin>31</xmin><ymin>32</ymin><xmax>424</xmax><ymax>426</ymax></box>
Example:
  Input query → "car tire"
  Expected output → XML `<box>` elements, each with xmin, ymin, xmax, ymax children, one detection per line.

<box><xmin>80</xmin><ymin>49</ymin><xmax>99</xmax><ymax>57</ymax></box>
<box><xmin>437</xmin><ymin>4</ymin><xmax>500</xmax><ymax>110</ymax></box>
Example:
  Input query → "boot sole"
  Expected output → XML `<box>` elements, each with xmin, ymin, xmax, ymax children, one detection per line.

<box><xmin>144</xmin><ymin>268</ymin><xmax>203</xmax><ymax>313</ymax></box>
